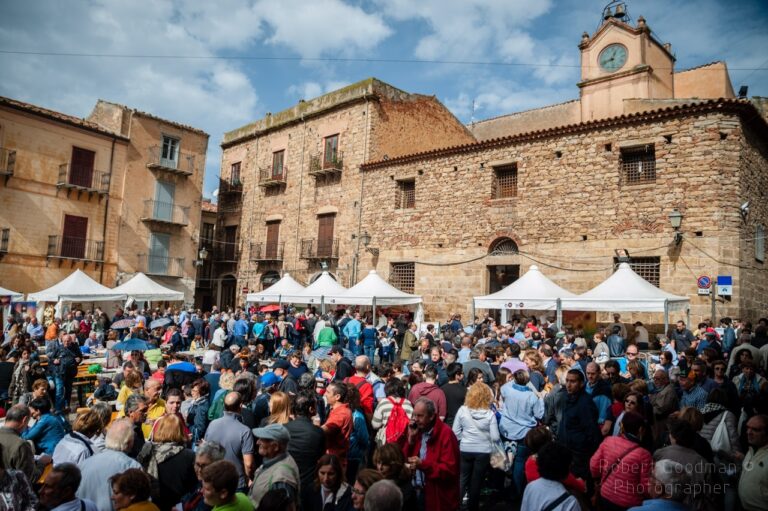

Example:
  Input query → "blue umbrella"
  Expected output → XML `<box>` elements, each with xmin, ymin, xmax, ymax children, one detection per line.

<box><xmin>112</xmin><ymin>339</ymin><xmax>150</xmax><ymax>351</ymax></box>
<box><xmin>150</xmin><ymin>317</ymin><xmax>173</xmax><ymax>329</ymax></box>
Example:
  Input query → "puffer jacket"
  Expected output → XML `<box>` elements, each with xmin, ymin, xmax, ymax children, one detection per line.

<box><xmin>699</xmin><ymin>406</ymin><xmax>740</xmax><ymax>458</ymax></box>
<box><xmin>590</xmin><ymin>435</ymin><xmax>653</xmax><ymax>508</ymax></box>
<box><xmin>452</xmin><ymin>406</ymin><xmax>500</xmax><ymax>454</ymax></box>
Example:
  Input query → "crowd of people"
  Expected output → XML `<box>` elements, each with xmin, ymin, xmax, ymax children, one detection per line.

<box><xmin>0</xmin><ymin>306</ymin><xmax>767</xmax><ymax>511</ymax></box>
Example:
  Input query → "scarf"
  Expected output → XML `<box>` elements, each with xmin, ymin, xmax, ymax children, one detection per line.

<box><xmin>139</xmin><ymin>442</ymin><xmax>184</xmax><ymax>479</ymax></box>
<box><xmin>701</xmin><ymin>402</ymin><xmax>727</xmax><ymax>423</ymax></box>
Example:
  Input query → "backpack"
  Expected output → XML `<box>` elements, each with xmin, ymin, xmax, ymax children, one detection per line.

<box><xmin>384</xmin><ymin>397</ymin><xmax>410</xmax><ymax>445</ymax></box>
<box><xmin>344</xmin><ymin>377</ymin><xmax>373</xmax><ymax>416</ymax></box>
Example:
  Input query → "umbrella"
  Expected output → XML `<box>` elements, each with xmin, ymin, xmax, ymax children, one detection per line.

<box><xmin>260</xmin><ymin>304</ymin><xmax>281</xmax><ymax>313</ymax></box>
<box><xmin>150</xmin><ymin>317</ymin><xmax>173</xmax><ymax>329</ymax></box>
<box><xmin>111</xmin><ymin>318</ymin><xmax>135</xmax><ymax>330</ymax></box>
<box><xmin>112</xmin><ymin>339</ymin><xmax>149</xmax><ymax>351</ymax></box>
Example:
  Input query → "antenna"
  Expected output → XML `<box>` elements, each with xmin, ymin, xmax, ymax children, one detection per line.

<box><xmin>470</xmin><ymin>98</ymin><xmax>477</xmax><ymax>125</ymax></box>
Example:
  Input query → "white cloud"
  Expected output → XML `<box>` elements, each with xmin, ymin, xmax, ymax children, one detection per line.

<box><xmin>286</xmin><ymin>79</ymin><xmax>357</xmax><ymax>101</ymax></box>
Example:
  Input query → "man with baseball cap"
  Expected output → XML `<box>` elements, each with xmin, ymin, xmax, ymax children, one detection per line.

<box><xmin>273</xmin><ymin>359</ymin><xmax>298</xmax><ymax>395</ymax></box>
<box><xmin>248</xmin><ymin>423</ymin><xmax>300</xmax><ymax>508</ymax></box>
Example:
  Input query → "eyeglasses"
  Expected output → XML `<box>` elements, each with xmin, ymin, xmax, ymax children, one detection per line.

<box><xmin>194</xmin><ymin>462</ymin><xmax>210</xmax><ymax>470</ymax></box>
<box><xmin>351</xmin><ymin>487</ymin><xmax>366</xmax><ymax>496</ymax></box>
<box><xmin>626</xmin><ymin>352</ymin><xmax>638</xmax><ymax>356</ymax></box>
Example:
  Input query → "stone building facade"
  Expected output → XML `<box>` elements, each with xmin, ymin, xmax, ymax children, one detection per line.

<box><xmin>0</xmin><ymin>97</ymin><xmax>208</xmax><ymax>304</ymax></box>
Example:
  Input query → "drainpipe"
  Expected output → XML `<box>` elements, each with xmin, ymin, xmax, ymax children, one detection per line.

<box><xmin>294</xmin><ymin>114</ymin><xmax>307</xmax><ymax>276</ymax></box>
<box><xmin>99</xmin><ymin>136</ymin><xmax>116</xmax><ymax>284</ymax></box>
<box><xmin>352</xmin><ymin>96</ymin><xmax>372</xmax><ymax>285</ymax></box>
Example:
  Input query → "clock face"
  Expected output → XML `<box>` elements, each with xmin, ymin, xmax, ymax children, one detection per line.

<box><xmin>599</xmin><ymin>44</ymin><xmax>628</xmax><ymax>72</ymax></box>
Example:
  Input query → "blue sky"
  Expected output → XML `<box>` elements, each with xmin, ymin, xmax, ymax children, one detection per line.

<box><xmin>1</xmin><ymin>0</ymin><xmax>766</xmax><ymax>200</ymax></box>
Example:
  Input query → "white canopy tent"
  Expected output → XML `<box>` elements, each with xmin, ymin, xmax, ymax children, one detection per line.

<box><xmin>472</xmin><ymin>265</ymin><xmax>576</xmax><ymax>326</ymax></box>
<box><xmin>0</xmin><ymin>286</ymin><xmax>23</xmax><ymax>300</ymax></box>
<box><xmin>560</xmin><ymin>262</ymin><xmax>690</xmax><ymax>333</ymax></box>
<box><xmin>245</xmin><ymin>273</ymin><xmax>306</xmax><ymax>304</ymax></box>
<box><xmin>27</xmin><ymin>269</ymin><xmax>126</xmax><ymax>318</ymax></box>
<box><xmin>112</xmin><ymin>272</ymin><xmax>184</xmax><ymax>305</ymax></box>
<box><xmin>327</xmin><ymin>270</ymin><xmax>424</xmax><ymax>326</ymax></box>
<box><xmin>280</xmin><ymin>271</ymin><xmax>348</xmax><ymax>312</ymax></box>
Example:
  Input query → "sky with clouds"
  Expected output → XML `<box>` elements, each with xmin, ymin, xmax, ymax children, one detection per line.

<box><xmin>1</xmin><ymin>0</ymin><xmax>766</xmax><ymax>199</ymax></box>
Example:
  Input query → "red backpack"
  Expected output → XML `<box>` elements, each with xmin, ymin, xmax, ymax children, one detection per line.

<box><xmin>345</xmin><ymin>376</ymin><xmax>374</xmax><ymax>416</ymax></box>
<box><xmin>385</xmin><ymin>397</ymin><xmax>410</xmax><ymax>444</ymax></box>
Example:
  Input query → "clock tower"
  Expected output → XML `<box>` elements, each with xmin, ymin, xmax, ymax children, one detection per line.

<box><xmin>578</xmin><ymin>2</ymin><xmax>676</xmax><ymax>121</ymax></box>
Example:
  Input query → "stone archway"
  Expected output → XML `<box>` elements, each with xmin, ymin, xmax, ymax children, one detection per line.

<box><xmin>260</xmin><ymin>271</ymin><xmax>281</xmax><ymax>290</ymax></box>
<box><xmin>488</xmin><ymin>237</ymin><xmax>519</xmax><ymax>255</ymax></box>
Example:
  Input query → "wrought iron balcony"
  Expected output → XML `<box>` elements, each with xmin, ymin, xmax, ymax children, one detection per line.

<box><xmin>259</xmin><ymin>167</ymin><xmax>287</xmax><ymax>188</ymax></box>
<box><xmin>0</xmin><ymin>147</ymin><xmax>16</xmax><ymax>178</ymax></box>
<box><xmin>57</xmin><ymin>164</ymin><xmax>110</xmax><ymax>195</ymax></box>
<box><xmin>214</xmin><ymin>242</ymin><xmax>241</xmax><ymax>263</ymax></box>
<box><xmin>146</xmin><ymin>145</ymin><xmax>195</xmax><ymax>176</ymax></box>
<box><xmin>139</xmin><ymin>254</ymin><xmax>185</xmax><ymax>277</ymax></box>
<box><xmin>47</xmin><ymin>235</ymin><xmax>104</xmax><ymax>263</ymax></box>
<box><xmin>141</xmin><ymin>200</ymin><xmax>190</xmax><ymax>226</ymax></box>
<box><xmin>309</xmin><ymin>152</ymin><xmax>343</xmax><ymax>177</ymax></box>
<box><xmin>219</xmin><ymin>177</ymin><xmax>243</xmax><ymax>195</ymax></box>
<box><xmin>300</xmin><ymin>238</ymin><xmax>339</xmax><ymax>260</ymax></box>
<box><xmin>250</xmin><ymin>242</ymin><xmax>284</xmax><ymax>262</ymax></box>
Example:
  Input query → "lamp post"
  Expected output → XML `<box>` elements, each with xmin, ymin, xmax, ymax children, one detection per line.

<box><xmin>668</xmin><ymin>209</ymin><xmax>683</xmax><ymax>245</ymax></box>
<box><xmin>361</xmin><ymin>230</ymin><xmax>379</xmax><ymax>257</ymax></box>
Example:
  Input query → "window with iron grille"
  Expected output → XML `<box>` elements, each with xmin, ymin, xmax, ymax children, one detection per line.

<box><xmin>620</xmin><ymin>145</ymin><xmax>656</xmax><ymax>184</ymax></box>
<box><xmin>272</xmin><ymin>151</ymin><xmax>285</xmax><ymax>176</ymax></box>
<box><xmin>396</xmin><ymin>179</ymin><xmax>415</xmax><ymax>209</ymax></box>
<box><xmin>230</xmin><ymin>162</ymin><xmax>241</xmax><ymax>183</ymax></box>
<box><xmin>756</xmin><ymin>225</ymin><xmax>765</xmax><ymax>263</ymax></box>
<box><xmin>492</xmin><ymin>164</ymin><xmax>518</xmax><ymax>198</ymax></box>
<box><xmin>390</xmin><ymin>262</ymin><xmax>415</xmax><ymax>293</ymax></box>
<box><xmin>613</xmin><ymin>256</ymin><xmax>661</xmax><ymax>287</ymax></box>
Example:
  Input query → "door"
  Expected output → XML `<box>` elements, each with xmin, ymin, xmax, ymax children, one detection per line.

<box><xmin>62</xmin><ymin>215</ymin><xmax>88</xmax><ymax>259</ymax></box>
<box><xmin>161</xmin><ymin>136</ymin><xmax>179</xmax><ymax>169</ymax></box>
<box><xmin>317</xmin><ymin>214</ymin><xmax>335</xmax><ymax>257</ymax></box>
<box><xmin>149</xmin><ymin>233</ymin><xmax>171</xmax><ymax>274</ymax></box>
<box><xmin>224</xmin><ymin>225</ymin><xmax>237</xmax><ymax>261</ymax></box>
<box><xmin>220</xmin><ymin>275</ymin><xmax>237</xmax><ymax>309</ymax></box>
<box><xmin>487</xmin><ymin>265</ymin><xmax>520</xmax><ymax>322</ymax></box>
<box><xmin>154</xmin><ymin>181</ymin><xmax>175</xmax><ymax>221</ymax></box>
<box><xmin>324</xmin><ymin>135</ymin><xmax>339</xmax><ymax>166</ymax></box>
<box><xmin>265</xmin><ymin>221</ymin><xmax>280</xmax><ymax>259</ymax></box>
<box><xmin>70</xmin><ymin>147</ymin><xmax>95</xmax><ymax>188</ymax></box>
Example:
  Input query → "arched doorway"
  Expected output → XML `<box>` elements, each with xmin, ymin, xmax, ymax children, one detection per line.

<box><xmin>260</xmin><ymin>271</ymin><xmax>281</xmax><ymax>290</ymax></box>
<box><xmin>219</xmin><ymin>275</ymin><xmax>237</xmax><ymax>309</ymax></box>
<box><xmin>486</xmin><ymin>238</ymin><xmax>520</xmax><ymax>321</ymax></box>
<box><xmin>488</xmin><ymin>237</ymin><xmax>519</xmax><ymax>255</ymax></box>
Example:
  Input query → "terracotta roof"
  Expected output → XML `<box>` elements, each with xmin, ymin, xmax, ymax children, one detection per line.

<box><xmin>0</xmin><ymin>95</ymin><xmax>129</xmax><ymax>140</ymax></box>
<box><xmin>469</xmin><ymin>99</ymin><xmax>580</xmax><ymax>127</ymax></box>
<box><xmin>94</xmin><ymin>99</ymin><xmax>208</xmax><ymax>137</ymax></box>
<box><xmin>201</xmin><ymin>201</ymin><xmax>218</xmax><ymax>213</ymax></box>
<box><xmin>362</xmin><ymin>98</ymin><xmax>765</xmax><ymax>170</ymax></box>
<box><xmin>675</xmin><ymin>61</ymin><xmax>726</xmax><ymax>74</ymax></box>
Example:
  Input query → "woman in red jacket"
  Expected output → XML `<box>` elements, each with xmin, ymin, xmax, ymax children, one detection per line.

<box><xmin>590</xmin><ymin>411</ymin><xmax>653</xmax><ymax>511</ymax></box>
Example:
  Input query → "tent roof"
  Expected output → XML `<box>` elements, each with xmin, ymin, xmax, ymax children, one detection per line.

<box><xmin>246</xmin><ymin>273</ymin><xmax>305</xmax><ymax>303</ymax></box>
<box><xmin>473</xmin><ymin>265</ymin><xmax>575</xmax><ymax>310</ymax></box>
<box><xmin>327</xmin><ymin>270</ymin><xmax>422</xmax><ymax>306</ymax></box>
<box><xmin>561</xmin><ymin>262</ymin><xmax>690</xmax><ymax>312</ymax></box>
<box><xmin>111</xmin><ymin>273</ymin><xmax>184</xmax><ymax>301</ymax></box>
<box><xmin>280</xmin><ymin>272</ymin><xmax>347</xmax><ymax>304</ymax></box>
<box><xmin>27</xmin><ymin>269</ymin><xmax>125</xmax><ymax>302</ymax></box>
<box><xmin>0</xmin><ymin>285</ymin><xmax>23</xmax><ymax>300</ymax></box>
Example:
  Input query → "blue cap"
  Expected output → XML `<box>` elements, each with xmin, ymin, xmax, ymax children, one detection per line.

<box><xmin>261</xmin><ymin>372</ymin><xmax>283</xmax><ymax>387</ymax></box>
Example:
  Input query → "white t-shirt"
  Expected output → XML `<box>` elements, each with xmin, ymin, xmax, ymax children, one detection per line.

<box><xmin>212</xmin><ymin>328</ymin><xmax>227</xmax><ymax>348</ymax></box>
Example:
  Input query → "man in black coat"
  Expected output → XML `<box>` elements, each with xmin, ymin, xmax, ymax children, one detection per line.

<box><xmin>48</xmin><ymin>334</ymin><xmax>82</xmax><ymax>413</ymax></box>
<box><xmin>557</xmin><ymin>369</ymin><xmax>601</xmax><ymax>481</ymax></box>
<box><xmin>285</xmin><ymin>390</ymin><xmax>326</xmax><ymax>511</ymax></box>
<box><xmin>329</xmin><ymin>346</ymin><xmax>354</xmax><ymax>381</ymax></box>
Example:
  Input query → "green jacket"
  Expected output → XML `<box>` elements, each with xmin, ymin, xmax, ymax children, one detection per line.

<box><xmin>401</xmin><ymin>330</ymin><xmax>418</xmax><ymax>361</ymax></box>
<box><xmin>316</xmin><ymin>326</ymin><xmax>338</xmax><ymax>348</ymax></box>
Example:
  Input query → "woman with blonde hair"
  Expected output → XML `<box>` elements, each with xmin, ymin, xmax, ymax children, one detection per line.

<box><xmin>137</xmin><ymin>413</ymin><xmax>197</xmax><ymax>510</ymax></box>
<box><xmin>266</xmin><ymin>391</ymin><xmax>292</xmax><ymax>425</ymax></box>
<box><xmin>452</xmin><ymin>383</ymin><xmax>500</xmax><ymax>511</ymax></box>
<box><xmin>522</xmin><ymin>350</ymin><xmax>546</xmax><ymax>393</ymax></box>
<box><xmin>116</xmin><ymin>370</ymin><xmax>143</xmax><ymax>411</ymax></box>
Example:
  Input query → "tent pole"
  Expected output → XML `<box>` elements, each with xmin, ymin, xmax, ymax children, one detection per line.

<box><xmin>372</xmin><ymin>298</ymin><xmax>377</xmax><ymax>332</ymax></box>
<box><xmin>471</xmin><ymin>300</ymin><xmax>476</xmax><ymax>327</ymax></box>
<box><xmin>686</xmin><ymin>307</ymin><xmax>690</xmax><ymax>331</ymax></box>
<box><xmin>663</xmin><ymin>300</ymin><xmax>669</xmax><ymax>340</ymax></box>
<box><xmin>556</xmin><ymin>298</ymin><xmax>562</xmax><ymax>329</ymax></box>
<box><xmin>321</xmin><ymin>297</ymin><xmax>325</xmax><ymax>315</ymax></box>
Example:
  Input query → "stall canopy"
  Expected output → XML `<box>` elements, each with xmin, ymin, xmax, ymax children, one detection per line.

<box><xmin>560</xmin><ymin>263</ymin><xmax>690</xmax><ymax>313</ymax></box>
<box><xmin>27</xmin><ymin>269</ymin><xmax>125</xmax><ymax>302</ymax></box>
<box><xmin>473</xmin><ymin>265</ymin><xmax>575</xmax><ymax>310</ymax></box>
<box><xmin>280</xmin><ymin>271</ymin><xmax>347</xmax><ymax>305</ymax></box>
<box><xmin>329</xmin><ymin>270</ymin><xmax>422</xmax><ymax>306</ymax></box>
<box><xmin>111</xmin><ymin>272</ymin><xmax>184</xmax><ymax>302</ymax></box>
<box><xmin>245</xmin><ymin>273</ymin><xmax>305</xmax><ymax>304</ymax></box>
<box><xmin>0</xmin><ymin>286</ymin><xmax>23</xmax><ymax>300</ymax></box>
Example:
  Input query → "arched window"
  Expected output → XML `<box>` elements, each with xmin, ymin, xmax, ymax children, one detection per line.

<box><xmin>489</xmin><ymin>237</ymin><xmax>519</xmax><ymax>255</ymax></box>
<box><xmin>260</xmin><ymin>271</ymin><xmax>281</xmax><ymax>289</ymax></box>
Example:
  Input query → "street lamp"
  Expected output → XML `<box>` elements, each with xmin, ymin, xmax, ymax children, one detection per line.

<box><xmin>361</xmin><ymin>230</ymin><xmax>379</xmax><ymax>257</ymax></box>
<box><xmin>196</xmin><ymin>247</ymin><xmax>208</xmax><ymax>267</ymax></box>
<box><xmin>668</xmin><ymin>209</ymin><xmax>683</xmax><ymax>245</ymax></box>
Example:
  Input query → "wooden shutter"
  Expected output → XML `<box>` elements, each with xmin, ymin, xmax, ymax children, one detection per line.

<box><xmin>224</xmin><ymin>226</ymin><xmax>238</xmax><ymax>260</ymax></box>
<box><xmin>265</xmin><ymin>222</ymin><xmax>280</xmax><ymax>259</ymax></box>
<box><xmin>317</xmin><ymin>214</ymin><xmax>335</xmax><ymax>257</ymax></box>
<box><xmin>324</xmin><ymin>135</ymin><xmax>338</xmax><ymax>165</ymax></box>
<box><xmin>62</xmin><ymin>215</ymin><xmax>88</xmax><ymax>259</ymax></box>
<box><xmin>149</xmin><ymin>233</ymin><xmax>170</xmax><ymax>273</ymax></box>
<box><xmin>70</xmin><ymin>147</ymin><xmax>95</xmax><ymax>188</ymax></box>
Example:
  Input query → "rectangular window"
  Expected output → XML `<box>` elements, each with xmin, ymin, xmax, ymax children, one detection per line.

<box><xmin>620</xmin><ymin>145</ymin><xmax>656</xmax><ymax>184</ymax></box>
<box><xmin>324</xmin><ymin>135</ymin><xmax>339</xmax><ymax>165</ymax></box>
<box><xmin>389</xmin><ymin>262</ymin><xmax>415</xmax><ymax>294</ymax></box>
<box><xmin>161</xmin><ymin>136</ymin><xmax>179</xmax><ymax>168</ymax></box>
<box><xmin>62</xmin><ymin>215</ymin><xmax>88</xmax><ymax>259</ymax></box>
<box><xmin>757</xmin><ymin>225</ymin><xmax>765</xmax><ymax>263</ymax></box>
<box><xmin>70</xmin><ymin>147</ymin><xmax>95</xmax><ymax>188</ymax></box>
<box><xmin>317</xmin><ymin>214</ymin><xmax>335</xmax><ymax>257</ymax></box>
<box><xmin>492</xmin><ymin>164</ymin><xmax>518</xmax><ymax>199</ymax></box>
<box><xmin>613</xmin><ymin>256</ymin><xmax>661</xmax><ymax>287</ymax></box>
<box><xmin>265</xmin><ymin>221</ymin><xmax>280</xmax><ymax>259</ymax></box>
<box><xmin>272</xmin><ymin>151</ymin><xmax>285</xmax><ymax>177</ymax></box>
<box><xmin>201</xmin><ymin>222</ymin><xmax>214</xmax><ymax>248</ymax></box>
<box><xmin>396</xmin><ymin>179</ymin><xmax>415</xmax><ymax>209</ymax></box>
<box><xmin>230</xmin><ymin>162</ymin><xmax>241</xmax><ymax>183</ymax></box>
<box><xmin>149</xmin><ymin>232</ymin><xmax>171</xmax><ymax>274</ymax></box>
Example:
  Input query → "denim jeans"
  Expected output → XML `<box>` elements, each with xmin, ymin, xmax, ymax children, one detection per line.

<box><xmin>511</xmin><ymin>442</ymin><xmax>530</xmax><ymax>498</ymax></box>
<box><xmin>53</xmin><ymin>374</ymin><xmax>71</xmax><ymax>412</ymax></box>
<box><xmin>363</xmin><ymin>344</ymin><xmax>376</xmax><ymax>364</ymax></box>
<box><xmin>460</xmin><ymin>451</ymin><xmax>491</xmax><ymax>511</ymax></box>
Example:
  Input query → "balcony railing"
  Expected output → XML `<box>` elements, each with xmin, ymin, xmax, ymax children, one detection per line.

<box><xmin>259</xmin><ymin>167</ymin><xmax>288</xmax><ymax>188</ymax></box>
<box><xmin>219</xmin><ymin>177</ymin><xmax>243</xmax><ymax>195</ymax></box>
<box><xmin>300</xmin><ymin>238</ymin><xmax>339</xmax><ymax>260</ymax></box>
<box><xmin>0</xmin><ymin>228</ymin><xmax>9</xmax><ymax>254</ymax></box>
<box><xmin>309</xmin><ymin>152</ymin><xmax>343</xmax><ymax>177</ymax></box>
<box><xmin>250</xmin><ymin>242</ymin><xmax>284</xmax><ymax>262</ymax></box>
<box><xmin>141</xmin><ymin>200</ymin><xmax>190</xmax><ymax>226</ymax></box>
<box><xmin>0</xmin><ymin>147</ymin><xmax>16</xmax><ymax>177</ymax></box>
<box><xmin>139</xmin><ymin>254</ymin><xmax>185</xmax><ymax>277</ymax></box>
<box><xmin>146</xmin><ymin>146</ymin><xmax>195</xmax><ymax>176</ymax></box>
<box><xmin>57</xmin><ymin>164</ymin><xmax>110</xmax><ymax>194</ymax></box>
<box><xmin>214</xmin><ymin>242</ymin><xmax>241</xmax><ymax>263</ymax></box>
<box><xmin>47</xmin><ymin>235</ymin><xmax>104</xmax><ymax>262</ymax></box>
<box><xmin>217</xmin><ymin>200</ymin><xmax>242</xmax><ymax>215</ymax></box>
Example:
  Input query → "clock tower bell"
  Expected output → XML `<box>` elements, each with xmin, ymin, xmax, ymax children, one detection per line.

<box><xmin>578</xmin><ymin>2</ymin><xmax>676</xmax><ymax>121</ymax></box>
